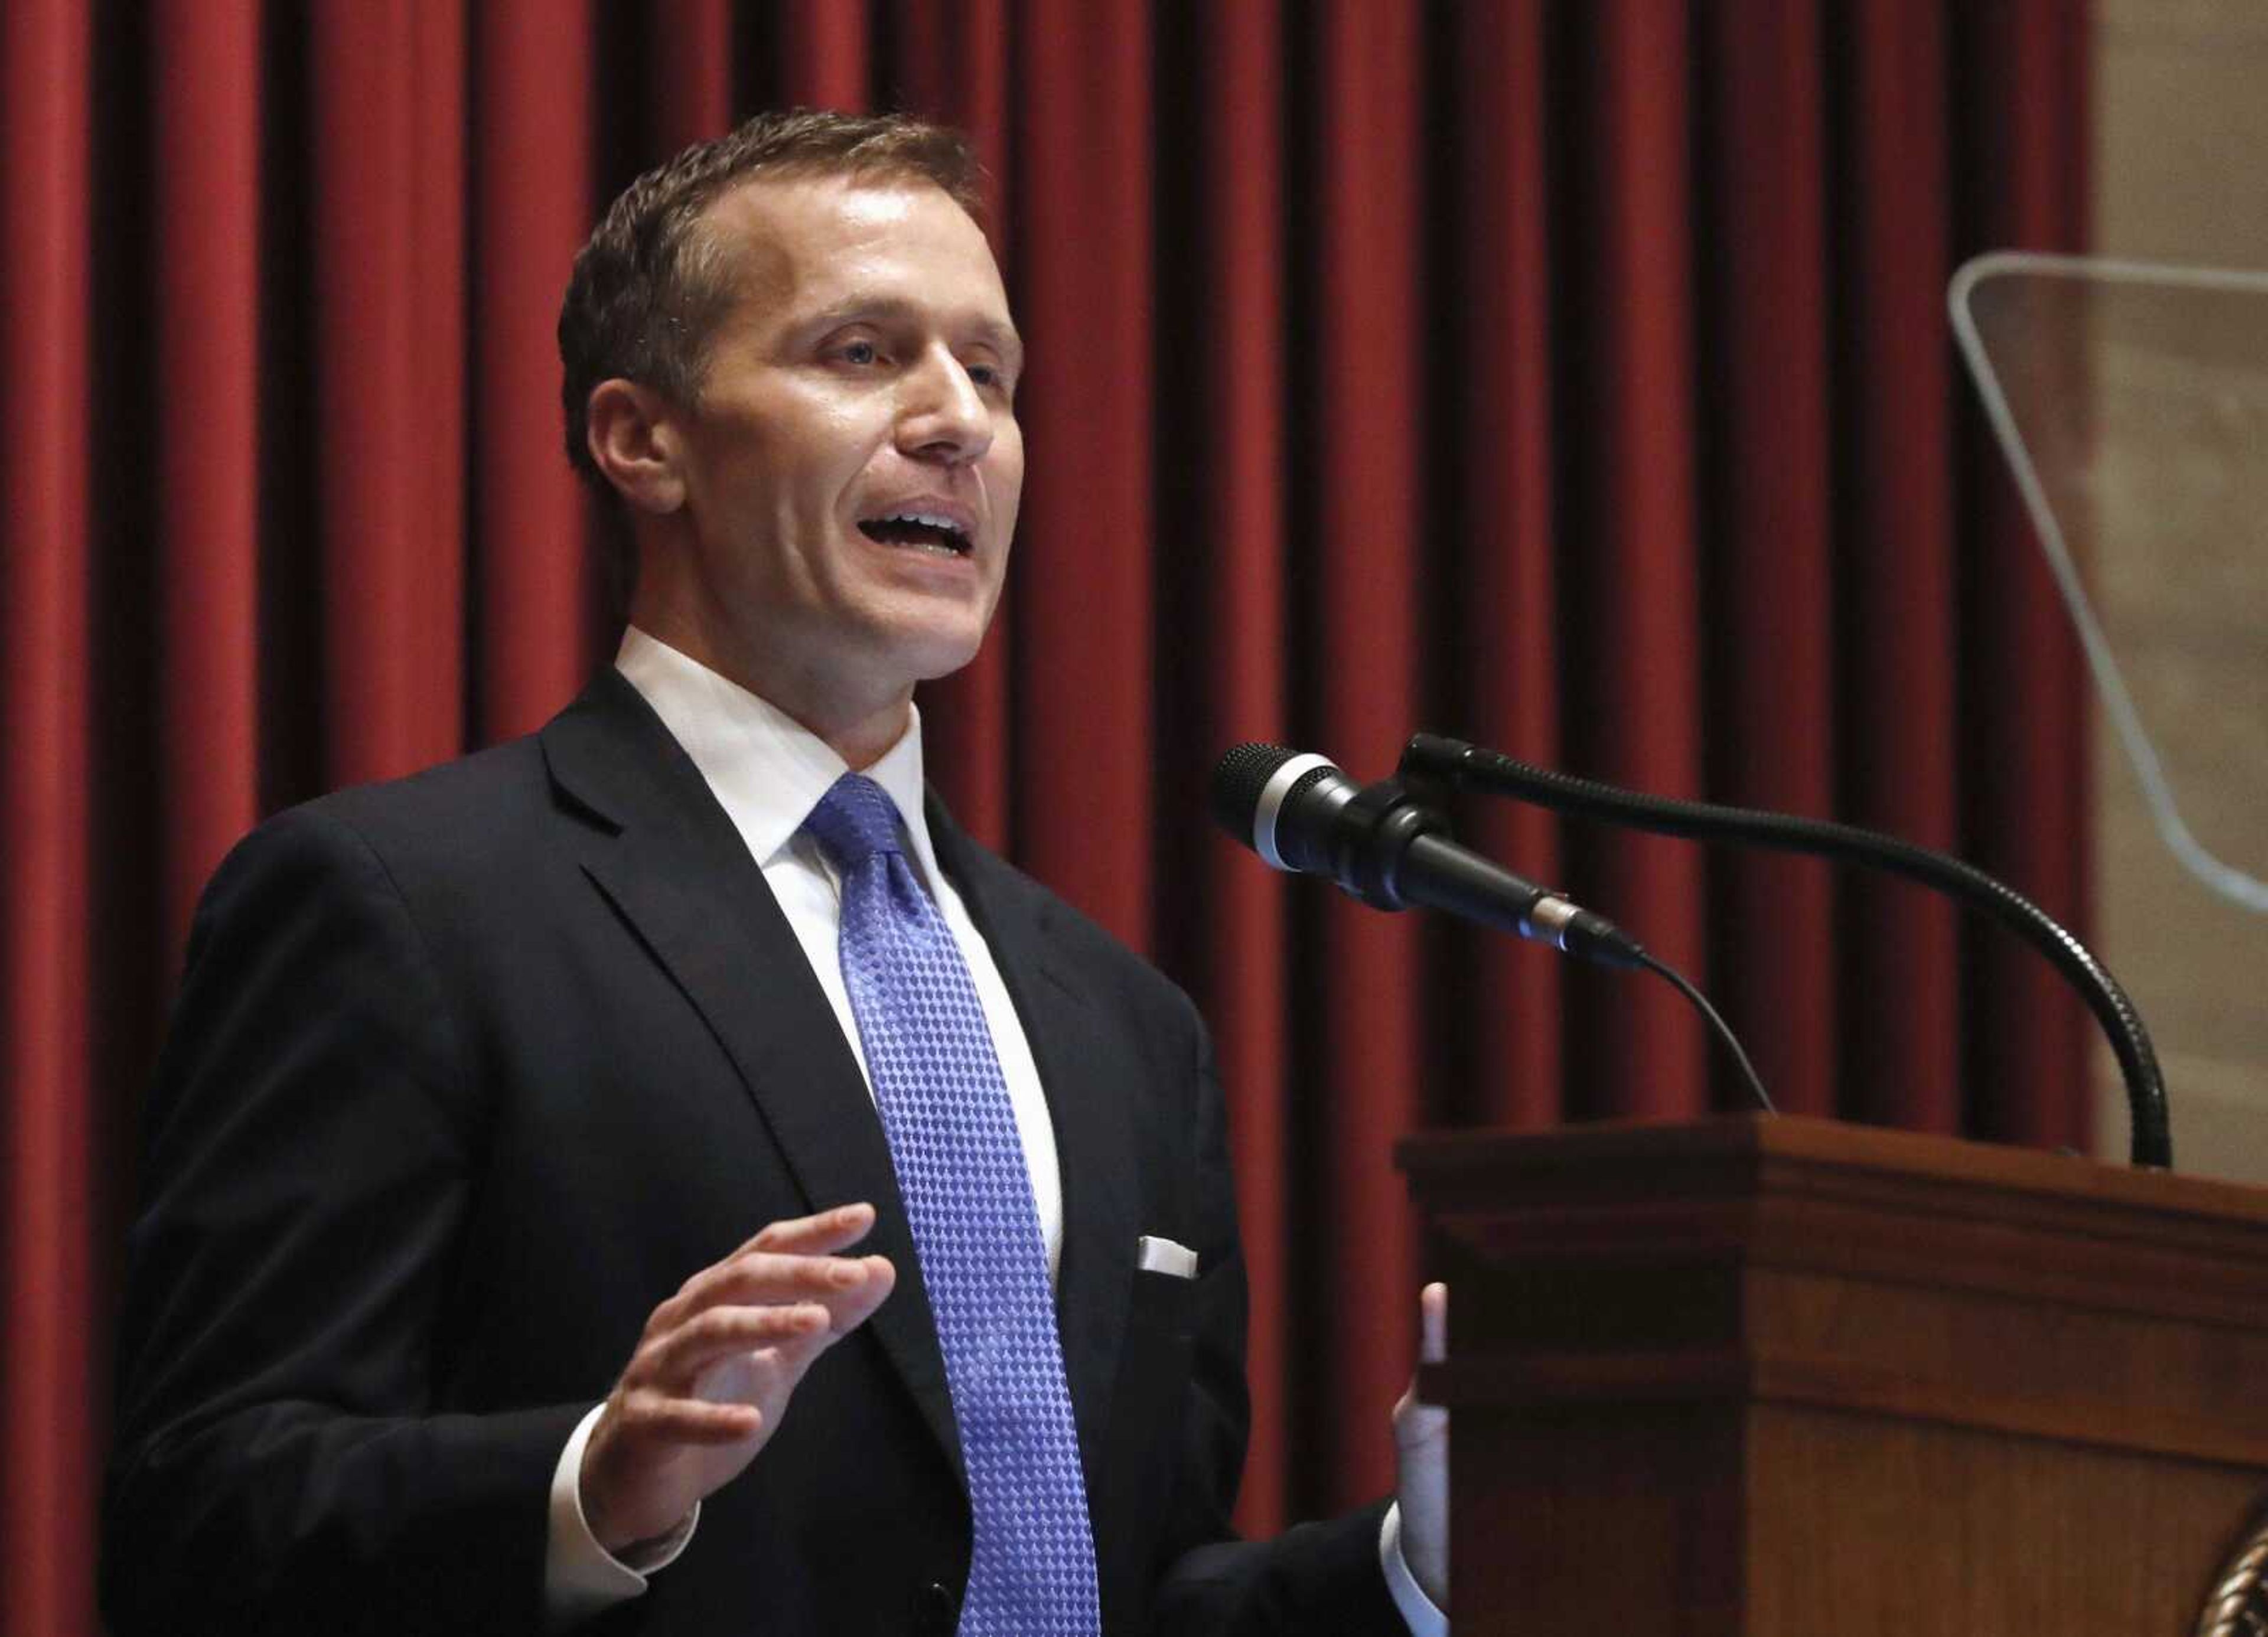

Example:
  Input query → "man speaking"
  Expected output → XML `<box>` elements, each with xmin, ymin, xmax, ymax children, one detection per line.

<box><xmin>103</xmin><ymin>110</ymin><xmax>1445</xmax><ymax>1636</ymax></box>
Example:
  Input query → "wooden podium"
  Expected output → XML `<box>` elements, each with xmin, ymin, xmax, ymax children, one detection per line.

<box><xmin>1397</xmin><ymin>1115</ymin><xmax>2268</xmax><ymax>1635</ymax></box>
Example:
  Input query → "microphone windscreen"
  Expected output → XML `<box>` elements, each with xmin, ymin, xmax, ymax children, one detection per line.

<box><xmin>1209</xmin><ymin>742</ymin><xmax>1299</xmax><ymax>839</ymax></box>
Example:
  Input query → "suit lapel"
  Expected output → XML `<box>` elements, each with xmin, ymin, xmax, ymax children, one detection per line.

<box><xmin>540</xmin><ymin>673</ymin><xmax>963</xmax><ymax>1485</ymax></box>
<box><xmin>926</xmin><ymin>799</ymin><xmax>1140</xmax><ymax>1495</ymax></box>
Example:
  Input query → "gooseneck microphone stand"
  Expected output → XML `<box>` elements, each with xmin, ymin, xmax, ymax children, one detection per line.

<box><xmin>1399</xmin><ymin>732</ymin><xmax>2174</xmax><ymax>1169</ymax></box>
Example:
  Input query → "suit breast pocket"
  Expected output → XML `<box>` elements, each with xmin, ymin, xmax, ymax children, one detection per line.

<box><xmin>1125</xmin><ymin>1262</ymin><xmax>1197</xmax><ymax>1342</ymax></box>
<box><xmin>1106</xmin><ymin>1266</ymin><xmax>1198</xmax><ymax>1497</ymax></box>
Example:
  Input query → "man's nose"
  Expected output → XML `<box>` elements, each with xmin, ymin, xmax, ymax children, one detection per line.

<box><xmin>897</xmin><ymin>347</ymin><xmax>993</xmax><ymax>465</ymax></box>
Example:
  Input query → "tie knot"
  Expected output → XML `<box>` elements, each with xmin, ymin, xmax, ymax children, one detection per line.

<box><xmin>803</xmin><ymin>773</ymin><xmax>905</xmax><ymax>869</ymax></box>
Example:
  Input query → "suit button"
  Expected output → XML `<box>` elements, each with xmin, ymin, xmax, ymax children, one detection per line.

<box><xmin>914</xmin><ymin>1580</ymin><xmax>959</xmax><ymax>1636</ymax></box>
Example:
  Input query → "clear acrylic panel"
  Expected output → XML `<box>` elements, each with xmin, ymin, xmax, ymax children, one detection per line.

<box><xmin>1951</xmin><ymin>253</ymin><xmax>2268</xmax><ymax>1176</ymax></box>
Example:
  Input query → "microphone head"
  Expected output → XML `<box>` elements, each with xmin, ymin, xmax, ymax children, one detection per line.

<box><xmin>1211</xmin><ymin>742</ymin><xmax>1353</xmax><ymax>872</ymax></box>
<box><xmin>1210</xmin><ymin>742</ymin><xmax>1301</xmax><ymax>840</ymax></box>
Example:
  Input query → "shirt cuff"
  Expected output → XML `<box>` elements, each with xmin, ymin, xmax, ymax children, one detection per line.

<box><xmin>545</xmin><ymin>1403</ymin><xmax>700</xmax><ymax>1629</ymax></box>
<box><xmin>1379</xmin><ymin>1501</ymin><xmax>1448</xmax><ymax>1637</ymax></box>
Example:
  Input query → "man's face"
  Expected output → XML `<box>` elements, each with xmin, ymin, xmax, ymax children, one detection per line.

<box><xmin>650</xmin><ymin>175</ymin><xmax>1024</xmax><ymax>726</ymax></box>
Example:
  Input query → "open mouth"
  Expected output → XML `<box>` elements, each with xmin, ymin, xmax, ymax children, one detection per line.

<box><xmin>858</xmin><ymin>511</ymin><xmax>973</xmax><ymax>557</ymax></box>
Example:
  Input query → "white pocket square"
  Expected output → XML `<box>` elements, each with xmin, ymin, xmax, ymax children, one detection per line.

<box><xmin>1136</xmin><ymin>1235</ymin><xmax>1198</xmax><ymax>1279</ymax></box>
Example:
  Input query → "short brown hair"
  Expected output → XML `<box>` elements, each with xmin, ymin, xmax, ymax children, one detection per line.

<box><xmin>556</xmin><ymin>109</ymin><xmax>986</xmax><ymax>591</ymax></box>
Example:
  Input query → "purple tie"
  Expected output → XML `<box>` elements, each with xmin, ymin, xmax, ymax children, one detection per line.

<box><xmin>802</xmin><ymin>773</ymin><xmax>1101</xmax><ymax>1636</ymax></box>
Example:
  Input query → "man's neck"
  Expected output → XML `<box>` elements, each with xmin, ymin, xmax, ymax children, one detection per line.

<box><xmin>797</xmin><ymin>693</ymin><xmax>914</xmax><ymax>772</ymax></box>
<box><xmin>623</xmin><ymin>612</ymin><xmax>912</xmax><ymax>771</ymax></box>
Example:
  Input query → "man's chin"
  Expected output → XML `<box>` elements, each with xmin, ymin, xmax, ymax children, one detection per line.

<box><xmin>825</xmin><ymin>624</ymin><xmax>980</xmax><ymax>699</ymax></box>
<box><xmin>903</xmin><ymin>630</ymin><xmax>992</xmax><ymax>686</ymax></box>
<box><xmin>869</xmin><ymin>599</ymin><xmax>999</xmax><ymax>686</ymax></box>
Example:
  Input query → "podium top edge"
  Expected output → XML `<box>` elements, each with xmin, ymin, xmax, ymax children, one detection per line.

<box><xmin>1395</xmin><ymin>1113</ymin><xmax>2268</xmax><ymax>1223</ymax></box>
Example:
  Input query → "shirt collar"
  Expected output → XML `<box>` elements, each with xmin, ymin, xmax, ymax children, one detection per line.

<box><xmin>613</xmin><ymin>625</ymin><xmax>944</xmax><ymax>884</ymax></box>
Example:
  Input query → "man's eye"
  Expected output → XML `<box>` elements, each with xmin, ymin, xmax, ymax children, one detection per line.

<box><xmin>839</xmin><ymin>340</ymin><xmax>879</xmax><ymax>366</ymax></box>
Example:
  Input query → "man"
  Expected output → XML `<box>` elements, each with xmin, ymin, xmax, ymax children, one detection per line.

<box><xmin>103</xmin><ymin>110</ymin><xmax>1446</xmax><ymax>1636</ymax></box>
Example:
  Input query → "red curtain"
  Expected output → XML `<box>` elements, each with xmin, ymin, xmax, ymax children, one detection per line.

<box><xmin>1</xmin><ymin>2</ymin><xmax>2091</xmax><ymax>1631</ymax></box>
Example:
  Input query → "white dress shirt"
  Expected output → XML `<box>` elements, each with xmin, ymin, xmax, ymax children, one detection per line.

<box><xmin>545</xmin><ymin>629</ymin><xmax>1442</xmax><ymax>1636</ymax></box>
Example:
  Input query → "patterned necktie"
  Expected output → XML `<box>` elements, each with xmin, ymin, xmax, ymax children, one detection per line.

<box><xmin>801</xmin><ymin>773</ymin><xmax>1101</xmax><ymax>1637</ymax></box>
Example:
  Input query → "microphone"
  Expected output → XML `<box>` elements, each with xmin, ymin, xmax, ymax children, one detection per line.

<box><xmin>1210</xmin><ymin>742</ymin><xmax>1645</xmax><ymax>968</ymax></box>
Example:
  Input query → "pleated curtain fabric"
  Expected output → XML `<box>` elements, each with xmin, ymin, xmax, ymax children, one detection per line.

<box><xmin>1</xmin><ymin>4</ymin><xmax>2092</xmax><ymax>1632</ymax></box>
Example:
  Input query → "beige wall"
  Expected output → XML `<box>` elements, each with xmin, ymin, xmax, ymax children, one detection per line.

<box><xmin>2087</xmin><ymin>0</ymin><xmax>2268</xmax><ymax>1181</ymax></box>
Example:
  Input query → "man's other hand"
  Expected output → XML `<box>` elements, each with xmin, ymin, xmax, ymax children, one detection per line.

<box><xmin>1392</xmin><ymin>1281</ymin><xmax>1449</xmax><ymax>1608</ymax></box>
<box><xmin>581</xmin><ymin>1201</ymin><xmax>895</xmax><ymax>1554</ymax></box>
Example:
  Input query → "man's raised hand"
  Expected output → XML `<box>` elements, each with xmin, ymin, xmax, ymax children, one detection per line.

<box><xmin>579</xmin><ymin>1201</ymin><xmax>895</xmax><ymax>1554</ymax></box>
<box><xmin>1392</xmin><ymin>1281</ymin><xmax>1449</xmax><ymax>1609</ymax></box>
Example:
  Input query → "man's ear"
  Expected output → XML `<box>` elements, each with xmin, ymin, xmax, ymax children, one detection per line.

<box><xmin>585</xmin><ymin>379</ymin><xmax>689</xmax><ymax>515</ymax></box>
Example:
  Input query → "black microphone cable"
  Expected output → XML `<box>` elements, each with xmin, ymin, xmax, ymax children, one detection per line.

<box><xmin>1626</xmin><ymin>949</ymin><xmax>1774</xmax><ymax>1116</ymax></box>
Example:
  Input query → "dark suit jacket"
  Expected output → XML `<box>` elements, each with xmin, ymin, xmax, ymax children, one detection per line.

<box><xmin>103</xmin><ymin>670</ymin><xmax>1399</xmax><ymax>1636</ymax></box>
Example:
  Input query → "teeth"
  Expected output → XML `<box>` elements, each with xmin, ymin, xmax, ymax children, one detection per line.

<box><xmin>878</xmin><ymin>510</ymin><xmax>964</xmax><ymax>531</ymax></box>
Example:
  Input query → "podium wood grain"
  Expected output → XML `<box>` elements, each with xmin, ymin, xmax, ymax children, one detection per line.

<box><xmin>1399</xmin><ymin>1114</ymin><xmax>2268</xmax><ymax>1635</ymax></box>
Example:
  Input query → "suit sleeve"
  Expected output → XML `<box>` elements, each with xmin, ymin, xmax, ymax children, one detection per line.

<box><xmin>102</xmin><ymin>806</ymin><xmax>588</xmax><ymax>1637</ymax></box>
<box><xmin>1148</xmin><ymin>1005</ymin><xmax>1407</xmax><ymax>1636</ymax></box>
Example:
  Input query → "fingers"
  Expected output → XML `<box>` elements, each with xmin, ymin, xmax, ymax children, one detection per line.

<box><xmin>671</xmin><ymin>1250</ymin><xmax>893</xmax><ymax>1336</ymax></box>
<box><xmin>1394</xmin><ymin>1281</ymin><xmax>1452</xmax><ymax>1433</ymax></box>
<box><xmin>583</xmin><ymin>1212</ymin><xmax>888</xmax><ymax>1555</ymax></box>
<box><xmin>657</xmin><ymin>1205</ymin><xmax>892</xmax><ymax>1336</ymax></box>
<box><xmin>623</xmin><ymin>1397</ymin><xmax>767</xmax><ymax>1446</ymax></box>
<box><xmin>643</xmin><ymin>1300</ymin><xmax>834</xmax><ymax>1388</ymax></box>
<box><xmin>630</xmin><ymin>1206</ymin><xmax>899</xmax><ymax>1414</ymax></box>
<box><xmin>820</xmin><ymin>1251</ymin><xmax>895</xmax><ymax>1334</ymax></box>
<box><xmin>742</xmin><ymin>1200</ymin><xmax>876</xmax><ymax>1257</ymax></box>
